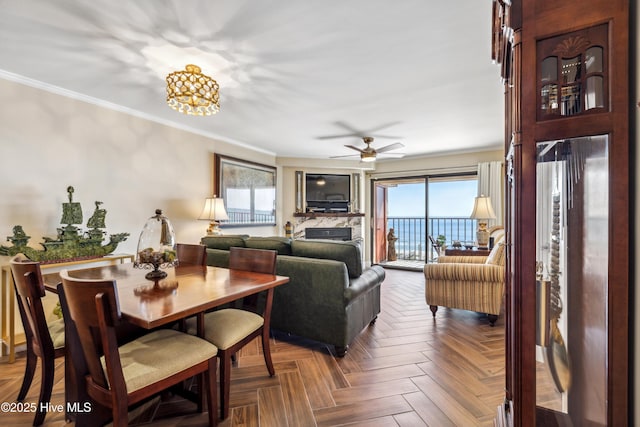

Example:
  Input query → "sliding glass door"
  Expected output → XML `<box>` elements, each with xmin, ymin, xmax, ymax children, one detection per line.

<box><xmin>371</xmin><ymin>174</ymin><xmax>477</xmax><ymax>267</ymax></box>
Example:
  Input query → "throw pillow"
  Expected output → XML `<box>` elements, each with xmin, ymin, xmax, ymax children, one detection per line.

<box><xmin>485</xmin><ymin>236</ymin><xmax>506</xmax><ymax>266</ymax></box>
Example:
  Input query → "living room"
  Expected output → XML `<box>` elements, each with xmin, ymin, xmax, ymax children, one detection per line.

<box><xmin>0</xmin><ymin>1</ymin><xmax>637</xmax><ymax>426</ymax></box>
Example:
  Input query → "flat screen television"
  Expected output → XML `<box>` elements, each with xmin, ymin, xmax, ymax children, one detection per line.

<box><xmin>305</xmin><ymin>174</ymin><xmax>350</xmax><ymax>211</ymax></box>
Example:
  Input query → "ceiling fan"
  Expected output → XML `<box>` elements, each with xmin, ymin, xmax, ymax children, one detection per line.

<box><xmin>330</xmin><ymin>137</ymin><xmax>405</xmax><ymax>162</ymax></box>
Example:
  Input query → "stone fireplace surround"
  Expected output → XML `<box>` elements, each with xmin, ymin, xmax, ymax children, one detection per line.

<box><xmin>293</xmin><ymin>214</ymin><xmax>363</xmax><ymax>242</ymax></box>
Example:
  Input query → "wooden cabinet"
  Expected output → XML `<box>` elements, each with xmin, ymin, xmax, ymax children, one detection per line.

<box><xmin>494</xmin><ymin>0</ymin><xmax>629</xmax><ymax>425</ymax></box>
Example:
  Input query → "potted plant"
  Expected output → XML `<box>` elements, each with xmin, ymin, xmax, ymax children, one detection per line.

<box><xmin>436</xmin><ymin>235</ymin><xmax>447</xmax><ymax>255</ymax></box>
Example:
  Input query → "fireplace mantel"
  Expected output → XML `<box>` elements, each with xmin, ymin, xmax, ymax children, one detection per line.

<box><xmin>293</xmin><ymin>212</ymin><xmax>364</xmax><ymax>218</ymax></box>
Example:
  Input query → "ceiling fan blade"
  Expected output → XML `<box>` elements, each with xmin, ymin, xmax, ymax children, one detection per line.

<box><xmin>376</xmin><ymin>142</ymin><xmax>405</xmax><ymax>153</ymax></box>
<box><xmin>344</xmin><ymin>144</ymin><xmax>365</xmax><ymax>153</ymax></box>
<box><xmin>364</xmin><ymin>121</ymin><xmax>403</xmax><ymax>134</ymax></box>
<box><xmin>370</xmin><ymin>134</ymin><xmax>403</xmax><ymax>139</ymax></box>
<box><xmin>316</xmin><ymin>133</ymin><xmax>361</xmax><ymax>140</ymax></box>
<box><xmin>330</xmin><ymin>154</ymin><xmax>360</xmax><ymax>159</ymax></box>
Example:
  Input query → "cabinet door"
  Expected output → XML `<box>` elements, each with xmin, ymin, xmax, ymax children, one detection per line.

<box><xmin>535</xmin><ymin>136</ymin><xmax>609</xmax><ymax>425</ymax></box>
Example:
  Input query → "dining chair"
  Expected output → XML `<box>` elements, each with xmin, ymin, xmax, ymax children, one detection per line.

<box><xmin>59</xmin><ymin>270</ymin><xmax>219</xmax><ymax>427</ymax></box>
<box><xmin>187</xmin><ymin>246</ymin><xmax>277</xmax><ymax>419</ymax></box>
<box><xmin>9</xmin><ymin>255</ymin><xmax>65</xmax><ymax>426</ymax></box>
<box><xmin>177</xmin><ymin>243</ymin><xmax>207</xmax><ymax>266</ymax></box>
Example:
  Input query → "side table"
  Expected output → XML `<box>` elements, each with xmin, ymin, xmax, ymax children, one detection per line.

<box><xmin>444</xmin><ymin>248</ymin><xmax>491</xmax><ymax>257</ymax></box>
<box><xmin>1</xmin><ymin>253</ymin><xmax>134</xmax><ymax>363</ymax></box>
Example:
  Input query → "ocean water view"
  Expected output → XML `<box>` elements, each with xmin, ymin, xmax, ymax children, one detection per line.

<box><xmin>385</xmin><ymin>178</ymin><xmax>479</xmax><ymax>260</ymax></box>
<box><xmin>387</xmin><ymin>216</ymin><xmax>477</xmax><ymax>260</ymax></box>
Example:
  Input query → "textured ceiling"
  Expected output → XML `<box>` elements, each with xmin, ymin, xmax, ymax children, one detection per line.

<box><xmin>0</xmin><ymin>0</ymin><xmax>504</xmax><ymax>161</ymax></box>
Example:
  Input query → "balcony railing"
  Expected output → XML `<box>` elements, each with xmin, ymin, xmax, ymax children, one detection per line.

<box><xmin>226</xmin><ymin>210</ymin><xmax>275</xmax><ymax>224</ymax></box>
<box><xmin>387</xmin><ymin>216</ymin><xmax>477</xmax><ymax>261</ymax></box>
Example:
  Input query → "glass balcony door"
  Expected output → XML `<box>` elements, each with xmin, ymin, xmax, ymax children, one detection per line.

<box><xmin>371</xmin><ymin>174</ymin><xmax>477</xmax><ymax>267</ymax></box>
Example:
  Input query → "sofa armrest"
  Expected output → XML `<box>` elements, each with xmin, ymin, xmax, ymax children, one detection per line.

<box><xmin>344</xmin><ymin>266</ymin><xmax>385</xmax><ymax>303</ymax></box>
<box><xmin>437</xmin><ymin>255</ymin><xmax>487</xmax><ymax>264</ymax></box>
<box><xmin>424</xmin><ymin>262</ymin><xmax>504</xmax><ymax>282</ymax></box>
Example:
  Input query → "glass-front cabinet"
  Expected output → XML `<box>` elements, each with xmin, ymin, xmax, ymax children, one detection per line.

<box><xmin>538</xmin><ymin>24</ymin><xmax>607</xmax><ymax>120</ymax></box>
<box><xmin>494</xmin><ymin>0</ymin><xmax>629</xmax><ymax>425</ymax></box>
<box><xmin>535</xmin><ymin>136</ymin><xmax>609</xmax><ymax>424</ymax></box>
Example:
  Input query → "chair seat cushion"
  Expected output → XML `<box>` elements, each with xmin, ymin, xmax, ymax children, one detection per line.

<box><xmin>101</xmin><ymin>328</ymin><xmax>217</xmax><ymax>393</ymax></box>
<box><xmin>47</xmin><ymin>317</ymin><xmax>65</xmax><ymax>349</ymax></box>
<box><xmin>186</xmin><ymin>309</ymin><xmax>264</xmax><ymax>350</ymax></box>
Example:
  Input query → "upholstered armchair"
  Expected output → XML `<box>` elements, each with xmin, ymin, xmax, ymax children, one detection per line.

<box><xmin>424</xmin><ymin>234</ymin><xmax>506</xmax><ymax>326</ymax></box>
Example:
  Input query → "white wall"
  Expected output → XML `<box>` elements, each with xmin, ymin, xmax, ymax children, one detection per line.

<box><xmin>0</xmin><ymin>77</ymin><xmax>279</xmax><ymax>339</ymax></box>
<box><xmin>0</xmin><ymin>77</ymin><xmax>279</xmax><ymax>260</ymax></box>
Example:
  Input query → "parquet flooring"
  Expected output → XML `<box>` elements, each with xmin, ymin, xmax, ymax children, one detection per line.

<box><xmin>0</xmin><ymin>268</ymin><xmax>505</xmax><ymax>426</ymax></box>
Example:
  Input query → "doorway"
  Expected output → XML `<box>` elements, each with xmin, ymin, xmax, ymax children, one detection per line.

<box><xmin>372</xmin><ymin>174</ymin><xmax>478</xmax><ymax>269</ymax></box>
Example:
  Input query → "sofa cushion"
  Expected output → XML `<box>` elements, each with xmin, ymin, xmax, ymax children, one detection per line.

<box><xmin>200</xmin><ymin>235</ymin><xmax>248</xmax><ymax>251</ymax></box>
<box><xmin>485</xmin><ymin>236</ymin><xmax>506</xmax><ymax>266</ymax></box>
<box><xmin>243</xmin><ymin>236</ymin><xmax>292</xmax><ymax>255</ymax></box>
<box><xmin>291</xmin><ymin>239</ymin><xmax>363</xmax><ymax>278</ymax></box>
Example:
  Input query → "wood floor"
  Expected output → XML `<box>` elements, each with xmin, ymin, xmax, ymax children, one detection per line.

<box><xmin>0</xmin><ymin>268</ymin><xmax>505</xmax><ymax>426</ymax></box>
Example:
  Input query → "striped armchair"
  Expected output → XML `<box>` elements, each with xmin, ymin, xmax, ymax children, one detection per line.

<box><xmin>424</xmin><ymin>235</ymin><xmax>506</xmax><ymax>326</ymax></box>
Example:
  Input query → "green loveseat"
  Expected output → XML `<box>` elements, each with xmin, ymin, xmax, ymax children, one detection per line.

<box><xmin>201</xmin><ymin>235</ymin><xmax>385</xmax><ymax>356</ymax></box>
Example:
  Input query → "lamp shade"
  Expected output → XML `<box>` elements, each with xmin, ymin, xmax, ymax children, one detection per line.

<box><xmin>199</xmin><ymin>197</ymin><xmax>229</xmax><ymax>221</ymax></box>
<box><xmin>470</xmin><ymin>195</ymin><xmax>497</xmax><ymax>220</ymax></box>
<box><xmin>199</xmin><ymin>197</ymin><xmax>228</xmax><ymax>236</ymax></box>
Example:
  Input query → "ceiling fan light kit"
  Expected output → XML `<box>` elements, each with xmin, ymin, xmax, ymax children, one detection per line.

<box><xmin>360</xmin><ymin>152</ymin><xmax>377</xmax><ymax>162</ymax></box>
<box><xmin>166</xmin><ymin>64</ymin><xmax>220</xmax><ymax>116</ymax></box>
<box><xmin>330</xmin><ymin>136</ymin><xmax>405</xmax><ymax>162</ymax></box>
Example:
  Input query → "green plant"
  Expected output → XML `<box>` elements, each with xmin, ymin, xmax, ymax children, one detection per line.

<box><xmin>436</xmin><ymin>235</ymin><xmax>446</xmax><ymax>247</ymax></box>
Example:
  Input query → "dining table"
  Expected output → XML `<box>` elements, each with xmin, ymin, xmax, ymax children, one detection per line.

<box><xmin>42</xmin><ymin>262</ymin><xmax>290</xmax><ymax>425</ymax></box>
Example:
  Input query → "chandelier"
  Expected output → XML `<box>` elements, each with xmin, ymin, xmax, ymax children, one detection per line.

<box><xmin>166</xmin><ymin>64</ymin><xmax>220</xmax><ymax>116</ymax></box>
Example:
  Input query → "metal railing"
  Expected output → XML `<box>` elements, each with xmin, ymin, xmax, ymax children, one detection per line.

<box><xmin>226</xmin><ymin>210</ymin><xmax>275</xmax><ymax>224</ymax></box>
<box><xmin>387</xmin><ymin>216</ymin><xmax>477</xmax><ymax>261</ymax></box>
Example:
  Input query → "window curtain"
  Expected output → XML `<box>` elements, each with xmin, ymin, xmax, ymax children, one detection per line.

<box><xmin>477</xmin><ymin>161</ymin><xmax>504</xmax><ymax>227</ymax></box>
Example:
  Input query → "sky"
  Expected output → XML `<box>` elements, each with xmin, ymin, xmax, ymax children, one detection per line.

<box><xmin>387</xmin><ymin>179</ymin><xmax>477</xmax><ymax>217</ymax></box>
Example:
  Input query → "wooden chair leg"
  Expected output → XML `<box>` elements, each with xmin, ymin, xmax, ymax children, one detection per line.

<box><xmin>113</xmin><ymin>398</ymin><xmax>129</xmax><ymax>427</ymax></box>
<box><xmin>220</xmin><ymin>352</ymin><xmax>232</xmax><ymax>419</ymax></box>
<box><xmin>205</xmin><ymin>359</ymin><xmax>218</xmax><ymax>426</ymax></box>
<box><xmin>17</xmin><ymin>348</ymin><xmax>37</xmax><ymax>401</ymax></box>
<box><xmin>33</xmin><ymin>356</ymin><xmax>55</xmax><ymax>426</ymax></box>
<box><xmin>261</xmin><ymin>327</ymin><xmax>275</xmax><ymax>377</ymax></box>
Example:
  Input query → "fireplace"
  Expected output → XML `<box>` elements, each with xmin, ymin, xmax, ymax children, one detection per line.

<box><xmin>305</xmin><ymin>227</ymin><xmax>352</xmax><ymax>241</ymax></box>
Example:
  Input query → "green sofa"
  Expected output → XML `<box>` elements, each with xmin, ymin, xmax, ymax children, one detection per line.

<box><xmin>201</xmin><ymin>235</ymin><xmax>385</xmax><ymax>356</ymax></box>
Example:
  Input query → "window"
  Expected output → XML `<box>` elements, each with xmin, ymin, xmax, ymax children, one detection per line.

<box><xmin>215</xmin><ymin>154</ymin><xmax>276</xmax><ymax>226</ymax></box>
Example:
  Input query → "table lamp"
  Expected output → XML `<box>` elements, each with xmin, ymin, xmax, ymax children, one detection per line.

<box><xmin>470</xmin><ymin>195</ymin><xmax>496</xmax><ymax>249</ymax></box>
<box><xmin>199</xmin><ymin>196</ymin><xmax>229</xmax><ymax>235</ymax></box>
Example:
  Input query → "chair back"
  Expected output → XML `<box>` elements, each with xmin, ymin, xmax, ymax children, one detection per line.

<box><xmin>9</xmin><ymin>255</ymin><xmax>54</xmax><ymax>356</ymax></box>
<box><xmin>59</xmin><ymin>270</ymin><xmax>123</xmax><ymax>391</ymax></box>
<box><xmin>229</xmin><ymin>246</ymin><xmax>277</xmax><ymax>274</ymax></box>
<box><xmin>177</xmin><ymin>243</ymin><xmax>207</xmax><ymax>266</ymax></box>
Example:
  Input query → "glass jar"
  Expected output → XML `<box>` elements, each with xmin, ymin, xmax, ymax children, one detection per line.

<box><xmin>134</xmin><ymin>209</ymin><xmax>177</xmax><ymax>280</ymax></box>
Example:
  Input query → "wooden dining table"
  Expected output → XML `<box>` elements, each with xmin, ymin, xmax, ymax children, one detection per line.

<box><xmin>42</xmin><ymin>263</ymin><xmax>290</xmax><ymax>425</ymax></box>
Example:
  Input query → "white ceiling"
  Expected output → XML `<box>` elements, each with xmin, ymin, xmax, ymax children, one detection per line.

<box><xmin>0</xmin><ymin>0</ymin><xmax>504</xmax><ymax>161</ymax></box>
